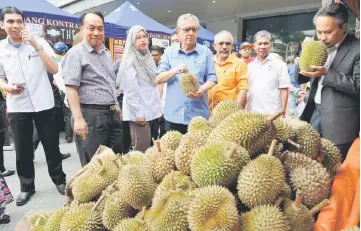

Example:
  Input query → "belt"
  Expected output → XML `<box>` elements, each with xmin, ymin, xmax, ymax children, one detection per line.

<box><xmin>80</xmin><ymin>104</ymin><xmax>116</xmax><ymax>111</ymax></box>
<box><xmin>315</xmin><ymin>103</ymin><xmax>321</xmax><ymax>112</ymax></box>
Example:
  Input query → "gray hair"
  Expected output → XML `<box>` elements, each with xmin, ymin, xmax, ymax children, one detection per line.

<box><xmin>313</xmin><ymin>3</ymin><xmax>348</xmax><ymax>27</ymax></box>
<box><xmin>214</xmin><ymin>30</ymin><xmax>234</xmax><ymax>44</ymax></box>
<box><xmin>176</xmin><ymin>13</ymin><xmax>200</xmax><ymax>29</ymax></box>
<box><xmin>253</xmin><ymin>30</ymin><xmax>272</xmax><ymax>42</ymax></box>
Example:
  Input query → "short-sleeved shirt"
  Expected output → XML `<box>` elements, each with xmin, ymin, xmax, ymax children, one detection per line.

<box><xmin>208</xmin><ymin>55</ymin><xmax>248</xmax><ymax>109</ymax></box>
<box><xmin>157</xmin><ymin>43</ymin><xmax>218</xmax><ymax>125</ymax></box>
<box><xmin>246</xmin><ymin>55</ymin><xmax>291</xmax><ymax>114</ymax></box>
<box><xmin>0</xmin><ymin>37</ymin><xmax>55</xmax><ymax>113</ymax></box>
<box><xmin>62</xmin><ymin>41</ymin><xmax>118</xmax><ymax>105</ymax></box>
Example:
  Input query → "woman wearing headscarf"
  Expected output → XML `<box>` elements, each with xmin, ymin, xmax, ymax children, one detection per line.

<box><xmin>117</xmin><ymin>25</ymin><xmax>162</xmax><ymax>152</ymax></box>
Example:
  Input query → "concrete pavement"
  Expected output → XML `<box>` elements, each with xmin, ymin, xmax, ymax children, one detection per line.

<box><xmin>2</xmin><ymin>133</ymin><xmax>81</xmax><ymax>231</ymax></box>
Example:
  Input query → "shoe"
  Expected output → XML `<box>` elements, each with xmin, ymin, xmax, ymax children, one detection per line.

<box><xmin>56</xmin><ymin>183</ymin><xmax>66</xmax><ymax>195</ymax></box>
<box><xmin>1</xmin><ymin>170</ymin><xmax>15</xmax><ymax>177</ymax></box>
<box><xmin>0</xmin><ymin>214</ymin><xmax>10</xmax><ymax>224</ymax></box>
<box><xmin>61</xmin><ymin>153</ymin><xmax>71</xmax><ymax>160</ymax></box>
<box><xmin>16</xmin><ymin>190</ymin><xmax>35</xmax><ymax>206</ymax></box>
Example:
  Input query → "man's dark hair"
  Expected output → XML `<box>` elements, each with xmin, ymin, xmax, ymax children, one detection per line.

<box><xmin>0</xmin><ymin>6</ymin><xmax>24</xmax><ymax>21</ymax></box>
<box><xmin>314</xmin><ymin>3</ymin><xmax>349</xmax><ymax>27</ymax></box>
<box><xmin>150</xmin><ymin>45</ymin><xmax>163</xmax><ymax>54</ymax></box>
<box><xmin>80</xmin><ymin>11</ymin><xmax>104</xmax><ymax>25</ymax></box>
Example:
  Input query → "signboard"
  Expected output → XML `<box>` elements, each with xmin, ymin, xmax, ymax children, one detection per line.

<box><xmin>43</xmin><ymin>25</ymin><xmax>80</xmax><ymax>45</ymax></box>
<box><xmin>26</xmin><ymin>23</ymin><xmax>44</xmax><ymax>37</ymax></box>
<box><xmin>109</xmin><ymin>38</ymin><xmax>127</xmax><ymax>61</ymax></box>
<box><xmin>152</xmin><ymin>38</ymin><xmax>169</xmax><ymax>48</ymax></box>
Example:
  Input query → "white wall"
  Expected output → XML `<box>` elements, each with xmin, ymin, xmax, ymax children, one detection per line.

<box><xmin>206</xmin><ymin>18</ymin><xmax>242</xmax><ymax>42</ymax></box>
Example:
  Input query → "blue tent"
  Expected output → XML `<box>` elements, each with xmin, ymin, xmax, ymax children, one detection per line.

<box><xmin>105</xmin><ymin>1</ymin><xmax>173</xmax><ymax>36</ymax></box>
<box><xmin>0</xmin><ymin>0</ymin><xmax>79</xmax><ymax>25</ymax></box>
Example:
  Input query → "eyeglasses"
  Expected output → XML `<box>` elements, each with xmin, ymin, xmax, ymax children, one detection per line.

<box><xmin>218</xmin><ymin>42</ymin><xmax>232</xmax><ymax>46</ymax></box>
<box><xmin>181</xmin><ymin>27</ymin><xmax>199</xmax><ymax>33</ymax></box>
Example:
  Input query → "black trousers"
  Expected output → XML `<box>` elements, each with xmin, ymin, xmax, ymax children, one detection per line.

<box><xmin>0</xmin><ymin>130</ymin><xmax>5</xmax><ymax>172</ymax></box>
<box><xmin>74</xmin><ymin>108</ymin><xmax>123</xmax><ymax>167</ymax></box>
<box><xmin>63</xmin><ymin>106</ymin><xmax>73</xmax><ymax>140</ymax></box>
<box><xmin>165</xmin><ymin>120</ymin><xmax>188</xmax><ymax>135</ymax></box>
<box><xmin>150</xmin><ymin>118</ymin><xmax>159</xmax><ymax>144</ymax></box>
<box><xmin>8</xmin><ymin>109</ymin><xmax>66</xmax><ymax>192</ymax></box>
<box><xmin>158</xmin><ymin>116</ymin><xmax>166</xmax><ymax>138</ymax></box>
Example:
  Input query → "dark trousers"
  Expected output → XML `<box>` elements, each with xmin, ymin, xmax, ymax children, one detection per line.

<box><xmin>54</xmin><ymin>107</ymin><xmax>64</xmax><ymax>132</ymax></box>
<box><xmin>150</xmin><ymin>118</ymin><xmax>159</xmax><ymax>144</ymax></box>
<box><xmin>158</xmin><ymin>116</ymin><xmax>166</xmax><ymax>138</ymax></box>
<box><xmin>74</xmin><ymin>108</ymin><xmax>123</xmax><ymax>167</ymax></box>
<box><xmin>165</xmin><ymin>120</ymin><xmax>188</xmax><ymax>135</ymax></box>
<box><xmin>8</xmin><ymin>109</ymin><xmax>66</xmax><ymax>192</ymax></box>
<box><xmin>0</xmin><ymin>130</ymin><xmax>5</xmax><ymax>172</ymax></box>
<box><xmin>63</xmin><ymin>106</ymin><xmax>73</xmax><ymax>140</ymax></box>
<box><xmin>337</xmin><ymin>143</ymin><xmax>353</xmax><ymax>163</ymax></box>
<box><xmin>118</xmin><ymin>94</ymin><xmax>131</xmax><ymax>154</ymax></box>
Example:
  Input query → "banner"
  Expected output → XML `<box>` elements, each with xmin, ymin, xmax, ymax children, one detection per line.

<box><xmin>43</xmin><ymin>25</ymin><xmax>80</xmax><ymax>45</ymax></box>
<box><xmin>109</xmin><ymin>38</ymin><xmax>127</xmax><ymax>61</ymax></box>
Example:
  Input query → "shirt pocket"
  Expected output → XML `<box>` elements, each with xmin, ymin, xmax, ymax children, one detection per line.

<box><xmin>193</xmin><ymin>60</ymin><xmax>206</xmax><ymax>81</ymax></box>
<box><xmin>27</xmin><ymin>52</ymin><xmax>44</xmax><ymax>74</ymax></box>
<box><xmin>220</xmin><ymin>69</ymin><xmax>237</xmax><ymax>87</ymax></box>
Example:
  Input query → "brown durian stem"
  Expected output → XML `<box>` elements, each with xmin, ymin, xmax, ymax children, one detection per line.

<box><xmin>266</xmin><ymin>111</ymin><xmax>284</xmax><ymax>122</ymax></box>
<box><xmin>274</xmin><ymin>197</ymin><xmax>284</xmax><ymax>207</ymax></box>
<box><xmin>119</xmin><ymin>156</ymin><xmax>128</xmax><ymax>165</ymax></box>
<box><xmin>139</xmin><ymin>207</ymin><xmax>147</xmax><ymax>220</ymax></box>
<box><xmin>155</xmin><ymin>140</ymin><xmax>161</xmax><ymax>152</ymax></box>
<box><xmin>287</xmin><ymin>139</ymin><xmax>300</xmax><ymax>148</ymax></box>
<box><xmin>96</xmin><ymin>157</ymin><xmax>103</xmax><ymax>166</ymax></box>
<box><xmin>277</xmin><ymin>150</ymin><xmax>289</xmax><ymax>162</ymax></box>
<box><xmin>309</xmin><ymin>199</ymin><xmax>329</xmax><ymax>215</ymax></box>
<box><xmin>94</xmin><ymin>145</ymin><xmax>106</xmax><ymax>156</ymax></box>
<box><xmin>92</xmin><ymin>194</ymin><xmax>106</xmax><ymax>213</ymax></box>
<box><xmin>295</xmin><ymin>191</ymin><xmax>303</xmax><ymax>209</ymax></box>
<box><xmin>317</xmin><ymin>152</ymin><xmax>326</xmax><ymax>163</ymax></box>
<box><xmin>65</xmin><ymin>167</ymin><xmax>87</xmax><ymax>205</ymax></box>
<box><xmin>228</xmin><ymin>148</ymin><xmax>237</xmax><ymax>160</ymax></box>
<box><xmin>268</xmin><ymin>140</ymin><xmax>278</xmax><ymax>156</ymax></box>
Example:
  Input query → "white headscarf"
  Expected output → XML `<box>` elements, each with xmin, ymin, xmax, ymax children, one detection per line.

<box><xmin>117</xmin><ymin>25</ymin><xmax>157</xmax><ymax>90</ymax></box>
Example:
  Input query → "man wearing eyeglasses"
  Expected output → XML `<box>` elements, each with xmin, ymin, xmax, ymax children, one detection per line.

<box><xmin>208</xmin><ymin>30</ymin><xmax>248</xmax><ymax>110</ymax></box>
<box><xmin>156</xmin><ymin>13</ymin><xmax>217</xmax><ymax>134</ymax></box>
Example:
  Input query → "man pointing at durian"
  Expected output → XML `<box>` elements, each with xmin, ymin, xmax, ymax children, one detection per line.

<box><xmin>295</xmin><ymin>3</ymin><xmax>359</xmax><ymax>161</ymax></box>
<box><xmin>156</xmin><ymin>13</ymin><xmax>217</xmax><ymax>134</ymax></box>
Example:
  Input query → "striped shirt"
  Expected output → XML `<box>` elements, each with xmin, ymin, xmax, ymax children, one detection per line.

<box><xmin>62</xmin><ymin>41</ymin><xmax>118</xmax><ymax>105</ymax></box>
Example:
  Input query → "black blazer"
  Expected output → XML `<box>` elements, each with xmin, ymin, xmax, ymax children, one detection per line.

<box><xmin>295</xmin><ymin>34</ymin><xmax>360</xmax><ymax>145</ymax></box>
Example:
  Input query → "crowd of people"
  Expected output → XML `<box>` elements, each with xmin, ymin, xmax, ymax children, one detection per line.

<box><xmin>0</xmin><ymin>2</ymin><xmax>359</xmax><ymax>225</ymax></box>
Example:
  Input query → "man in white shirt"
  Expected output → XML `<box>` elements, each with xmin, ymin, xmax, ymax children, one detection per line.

<box><xmin>246</xmin><ymin>30</ymin><xmax>290</xmax><ymax>115</ymax></box>
<box><xmin>0</xmin><ymin>7</ymin><xmax>66</xmax><ymax>206</ymax></box>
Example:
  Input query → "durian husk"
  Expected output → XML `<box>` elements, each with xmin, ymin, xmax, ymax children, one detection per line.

<box><xmin>160</xmin><ymin>130</ymin><xmax>183</xmax><ymax>151</ymax></box>
<box><xmin>299</xmin><ymin>41</ymin><xmax>328</xmax><ymax>72</ymax></box>
<box><xmin>188</xmin><ymin>116</ymin><xmax>212</xmax><ymax>133</ymax></box>
<box><xmin>180</xmin><ymin>73</ymin><xmax>199</xmax><ymax>94</ymax></box>
<box><xmin>318</xmin><ymin>137</ymin><xmax>342</xmax><ymax>174</ymax></box>
<box><xmin>209</xmin><ymin>99</ymin><xmax>242</xmax><ymax>127</ymax></box>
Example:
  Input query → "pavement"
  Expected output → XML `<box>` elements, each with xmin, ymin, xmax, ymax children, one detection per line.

<box><xmin>2</xmin><ymin>132</ymin><xmax>81</xmax><ymax>231</ymax></box>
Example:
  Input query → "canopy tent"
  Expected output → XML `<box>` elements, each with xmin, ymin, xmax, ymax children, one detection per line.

<box><xmin>0</xmin><ymin>0</ymin><xmax>79</xmax><ymax>25</ymax></box>
<box><xmin>105</xmin><ymin>1</ymin><xmax>172</xmax><ymax>37</ymax></box>
<box><xmin>341</xmin><ymin>0</ymin><xmax>360</xmax><ymax>19</ymax></box>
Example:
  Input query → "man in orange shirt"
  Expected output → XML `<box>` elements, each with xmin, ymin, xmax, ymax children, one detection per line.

<box><xmin>208</xmin><ymin>30</ymin><xmax>248</xmax><ymax>110</ymax></box>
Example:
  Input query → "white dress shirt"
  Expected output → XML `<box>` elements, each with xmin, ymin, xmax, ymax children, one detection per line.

<box><xmin>314</xmin><ymin>35</ymin><xmax>347</xmax><ymax>104</ymax></box>
<box><xmin>246</xmin><ymin>55</ymin><xmax>291</xmax><ymax>114</ymax></box>
<box><xmin>122</xmin><ymin>66</ymin><xmax>162</xmax><ymax>121</ymax></box>
<box><xmin>0</xmin><ymin>37</ymin><xmax>55</xmax><ymax>113</ymax></box>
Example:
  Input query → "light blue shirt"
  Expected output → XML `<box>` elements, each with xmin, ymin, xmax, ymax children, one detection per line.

<box><xmin>157</xmin><ymin>43</ymin><xmax>217</xmax><ymax>125</ymax></box>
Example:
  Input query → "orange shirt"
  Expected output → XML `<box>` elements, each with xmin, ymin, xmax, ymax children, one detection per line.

<box><xmin>208</xmin><ymin>54</ymin><xmax>248</xmax><ymax>110</ymax></box>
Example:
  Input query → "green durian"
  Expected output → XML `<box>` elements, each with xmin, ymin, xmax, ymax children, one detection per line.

<box><xmin>160</xmin><ymin>131</ymin><xmax>183</xmax><ymax>151</ymax></box>
<box><xmin>299</xmin><ymin>41</ymin><xmax>328</xmax><ymax>72</ymax></box>
<box><xmin>44</xmin><ymin>207</ymin><xmax>67</xmax><ymax>231</ymax></box>
<box><xmin>209</xmin><ymin>99</ymin><xmax>242</xmax><ymax>127</ymax></box>
<box><xmin>180</xmin><ymin>73</ymin><xmax>199</xmax><ymax>94</ymax></box>
<box><xmin>319</xmin><ymin>138</ymin><xmax>342</xmax><ymax>174</ymax></box>
<box><xmin>188</xmin><ymin>116</ymin><xmax>212</xmax><ymax>133</ymax></box>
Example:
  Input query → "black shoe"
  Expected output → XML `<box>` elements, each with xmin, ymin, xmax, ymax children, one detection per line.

<box><xmin>56</xmin><ymin>183</ymin><xmax>66</xmax><ymax>195</ymax></box>
<box><xmin>0</xmin><ymin>214</ymin><xmax>10</xmax><ymax>224</ymax></box>
<box><xmin>61</xmin><ymin>153</ymin><xmax>71</xmax><ymax>160</ymax></box>
<box><xmin>1</xmin><ymin>170</ymin><xmax>15</xmax><ymax>177</ymax></box>
<box><xmin>16</xmin><ymin>190</ymin><xmax>35</xmax><ymax>206</ymax></box>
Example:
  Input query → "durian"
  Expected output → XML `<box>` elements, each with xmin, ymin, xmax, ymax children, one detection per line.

<box><xmin>341</xmin><ymin>227</ymin><xmax>361</xmax><ymax>231</ymax></box>
<box><xmin>240</xmin><ymin>204</ymin><xmax>290</xmax><ymax>231</ymax></box>
<box><xmin>88</xmin><ymin>157</ymin><xmax>119</xmax><ymax>186</ymax></box>
<box><xmin>160</xmin><ymin>131</ymin><xmax>183</xmax><ymax>151</ymax></box>
<box><xmin>113</xmin><ymin>208</ymin><xmax>148</xmax><ymax>231</ymax></box>
<box><xmin>187</xmin><ymin>185</ymin><xmax>239</xmax><ymax>231</ymax></box>
<box><xmin>299</xmin><ymin>41</ymin><xmax>328</xmax><ymax>72</ymax></box>
<box><xmin>72</xmin><ymin>171</ymin><xmax>107</xmax><ymax>203</ymax></box>
<box><xmin>180</xmin><ymin>73</ymin><xmax>199</xmax><ymax>95</ymax></box>
<box><xmin>122</xmin><ymin>151</ymin><xmax>146</xmax><ymax>165</ymax></box>
<box><xmin>319</xmin><ymin>138</ymin><xmax>342</xmax><ymax>173</ymax></box>
<box><xmin>191</xmin><ymin>142</ymin><xmax>250</xmax><ymax>187</ymax></box>
<box><xmin>117</xmin><ymin>164</ymin><xmax>157</xmax><ymax>210</ymax></box>
<box><xmin>188</xmin><ymin>116</ymin><xmax>212</xmax><ymax>133</ymax></box>
<box><xmin>209</xmin><ymin>99</ymin><xmax>242</xmax><ymax>127</ymax></box>
<box><xmin>44</xmin><ymin>207</ymin><xmax>67</xmax><ymax>231</ymax></box>
<box><xmin>237</xmin><ymin>140</ymin><xmax>285</xmax><ymax>208</ymax></box>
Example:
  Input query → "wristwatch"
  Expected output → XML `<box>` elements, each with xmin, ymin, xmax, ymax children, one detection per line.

<box><xmin>35</xmin><ymin>44</ymin><xmax>44</xmax><ymax>52</ymax></box>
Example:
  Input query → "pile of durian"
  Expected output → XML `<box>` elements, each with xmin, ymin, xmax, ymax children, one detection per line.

<box><xmin>17</xmin><ymin>99</ymin><xmax>350</xmax><ymax>231</ymax></box>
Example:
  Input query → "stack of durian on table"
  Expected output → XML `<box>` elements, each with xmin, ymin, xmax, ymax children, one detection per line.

<box><xmin>17</xmin><ymin>99</ymin><xmax>350</xmax><ymax>231</ymax></box>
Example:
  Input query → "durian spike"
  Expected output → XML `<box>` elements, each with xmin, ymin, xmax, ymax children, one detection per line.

<box><xmin>266</xmin><ymin>111</ymin><xmax>284</xmax><ymax>122</ymax></box>
<box><xmin>287</xmin><ymin>139</ymin><xmax>300</xmax><ymax>149</ymax></box>
<box><xmin>228</xmin><ymin>148</ymin><xmax>237</xmax><ymax>160</ymax></box>
<box><xmin>317</xmin><ymin>152</ymin><xmax>326</xmax><ymax>163</ymax></box>
<box><xmin>155</xmin><ymin>140</ymin><xmax>162</xmax><ymax>152</ymax></box>
<box><xmin>170</xmin><ymin>171</ymin><xmax>175</xmax><ymax>190</ymax></box>
<box><xmin>309</xmin><ymin>199</ymin><xmax>329</xmax><ymax>216</ymax></box>
<box><xmin>294</xmin><ymin>191</ymin><xmax>303</xmax><ymax>210</ymax></box>
<box><xmin>65</xmin><ymin>167</ymin><xmax>87</xmax><ymax>204</ymax></box>
<box><xmin>268</xmin><ymin>139</ymin><xmax>278</xmax><ymax>156</ymax></box>
<box><xmin>274</xmin><ymin>197</ymin><xmax>284</xmax><ymax>207</ymax></box>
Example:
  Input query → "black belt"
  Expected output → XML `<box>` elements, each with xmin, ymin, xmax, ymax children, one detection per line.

<box><xmin>81</xmin><ymin>104</ymin><xmax>116</xmax><ymax>111</ymax></box>
<box><xmin>315</xmin><ymin>103</ymin><xmax>321</xmax><ymax>112</ymax></box>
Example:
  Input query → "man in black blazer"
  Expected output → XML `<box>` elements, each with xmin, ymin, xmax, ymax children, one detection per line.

<box><xmin>296</xmin><ymin>3</ymin><xmax>360</xmax><ymax>161</ymax></box>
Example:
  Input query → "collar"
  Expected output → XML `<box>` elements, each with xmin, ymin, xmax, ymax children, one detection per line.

<box><xmin>213</xmin><ymin>54</ymin><xmax>234</xmax><ymax>65</ymax></box>
<box><xmin>6</xmin><ymin>36</ymin><xmax>26</xmax><ymax>47</ymax></box>
<box><xmin>177</xmin><ymin>42</ymin><xmax>200</xmax><ymax>55</ymax></box>
<box><xmin>81</xmin><ymin>41</ymin><xmax>107</xmax><ymax>54</ymax></box>
<box><xmin>255</xmin><ymin>53</ymin><xmax>274</xmax><ymax>64</ymax></box>
<box><xmin>329</xmin><ymin>33</ymin><xmax>348</xmax><ymax>51</ymax></box>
